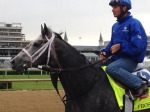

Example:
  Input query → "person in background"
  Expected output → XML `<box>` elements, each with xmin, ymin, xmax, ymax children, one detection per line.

<box><xmin>100</xmin><ymin>0</ymin><xmax>148</xmax><ymax>98</ymax></box>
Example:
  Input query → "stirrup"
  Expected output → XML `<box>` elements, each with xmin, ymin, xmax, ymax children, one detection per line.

<box><xmin>128</xmin><ymin>90</ymin><xmax>137</xmax><ymax>101</ymax></box>
<box><xmin>127</xmin><ymin>89</ymin><xmax>149</xmax><ymax>101</ymax></box>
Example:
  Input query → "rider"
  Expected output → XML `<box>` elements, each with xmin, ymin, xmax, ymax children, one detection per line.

<box><xmin>100</xmin><ymin>0</ymin><xmax>148</xmax><ymax>98</ymax></box>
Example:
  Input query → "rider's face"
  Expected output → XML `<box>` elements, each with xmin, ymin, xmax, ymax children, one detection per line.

<box><xmin>112</xmin><ymin>5</ymin><xmax>121</xmax><ymax>17</ymax></box>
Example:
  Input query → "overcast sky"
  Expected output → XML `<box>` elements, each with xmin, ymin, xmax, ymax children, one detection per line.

<box><xmin>1</xmin><ymin>0</ymin><xmax>150</xmax><ymax>45</ymax></box>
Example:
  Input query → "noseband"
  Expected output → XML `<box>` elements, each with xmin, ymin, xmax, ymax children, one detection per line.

<box><xmin>22</xmin><ymin>33</ymin><xmax>55</xmax><ymax>67</ymax></box>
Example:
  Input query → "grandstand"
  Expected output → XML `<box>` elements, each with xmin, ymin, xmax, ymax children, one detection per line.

<box><xmin>0</xmin><ymin>22</ymin><xmax>150</xmax><ymax>69</ymax></box>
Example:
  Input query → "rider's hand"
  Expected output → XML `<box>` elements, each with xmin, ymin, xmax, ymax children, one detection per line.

<box><xmin>110</xmin><ymin>44</ymin><xmax>120</xmax><ymax>54</ymax></box>
<box><xmin>99</xmin><ymin>52</ymin><xmax>107</xmax><ymax>63</ymax></box>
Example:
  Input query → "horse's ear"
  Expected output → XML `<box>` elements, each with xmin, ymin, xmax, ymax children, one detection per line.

<box><xmin>41</xmin><ymin>25</ymin><xmax>44</xmax><ymax>36</ymax></box>
<box><xmin>44</xmin><ymin>23</ymin><xmax>50</xmax><ymax>35</ymax></box>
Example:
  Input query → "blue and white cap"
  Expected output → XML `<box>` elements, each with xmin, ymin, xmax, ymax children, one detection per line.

<box><xmin>109</xmin><ymin>0</ymin><xmax>132</xmax><ymax>10</ymax></box>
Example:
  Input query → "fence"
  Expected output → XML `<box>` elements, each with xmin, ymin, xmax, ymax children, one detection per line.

<box><xmin>0</xmin><ymin>79</ymin><xmax>51</xmax><ymax>89</ymax></box>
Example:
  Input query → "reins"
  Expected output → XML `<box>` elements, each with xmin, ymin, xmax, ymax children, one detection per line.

<box><xmin>38</xmin><ymin>59</ymin><xmax>101</xmax><ymax>72</ymax></box>
<box><xmin>37</xmin><ymin>52</ymin><xmax>111</xmax><ymax>72</ymax></box>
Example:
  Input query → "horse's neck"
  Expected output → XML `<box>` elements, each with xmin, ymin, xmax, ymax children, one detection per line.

<box><xmin>58</xmin><ymin>52</ymin><xmax>97</xmax><ymax>97</ymax></box>
<box><xmin>58</xmin><ymin>52</ymin><xmax>89</xmax><ymax>68</ymax></box>
<box><xmin>60</xmin><ymin>67</ymin><xmax>96</xmax><ymax>97</ymax></box>
<box><xmin>55</xmin><ymin>43</ymin><xmax>109</xmax><ymax>98</ymax></box>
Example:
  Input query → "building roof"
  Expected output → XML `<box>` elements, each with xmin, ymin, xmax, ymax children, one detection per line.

<box><xmin>64</xmin><ymin>32</ymin><xmax>68</xmax><ymax>42</ymax></box>
<box><xmin>81</xmin><ymin>52</ymin><xmax>98</xmax><ymax>57</ymax></box>
<box><xmin>0</xmin><ymin>57</ymin><xmax>11</xmax><ymax>60</ymax></box>
<box><xmin>99</xmin><ymin>32</ymin><xmax>103</xmax><ymax>42</ymax></box>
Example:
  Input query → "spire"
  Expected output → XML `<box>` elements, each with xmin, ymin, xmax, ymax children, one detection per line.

<box><xmin>64</xmin><ymin>31</ymin><xmax>68</xmax><ymax>42</ymax></box>
<box><xmin>99</xmin><ymin>32</ymin><xmax>104</xmax><ymax>46</ymax></box>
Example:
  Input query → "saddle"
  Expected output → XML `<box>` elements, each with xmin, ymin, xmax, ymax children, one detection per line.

<box><xmin>114</xmin><ymin>63</ymin><xmax>150</xmax><ymax>99</ymax></box>
<box><xmin>102</xmin><ymin>66</ymin><xmax>150</xmax><ymax>112</ymax></box>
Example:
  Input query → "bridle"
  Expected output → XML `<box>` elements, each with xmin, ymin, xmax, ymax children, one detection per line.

<box><xmin>20</xmin><ymin>32</ymin><xmax>109</xmax><ymax>106</ymax></box>
<box><xmin>22</xmin><ymin>32</ymin><xmax>55</xmax><ymax>68</ymax></box>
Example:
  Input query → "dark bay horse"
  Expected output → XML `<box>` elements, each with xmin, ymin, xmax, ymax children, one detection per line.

<box><xmin>11</xmin><ymin>24</ymin><xmax>150</xmax><ymax>112</ymax></box>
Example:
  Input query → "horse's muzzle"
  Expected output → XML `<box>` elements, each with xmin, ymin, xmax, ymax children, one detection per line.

<box><xmin>10</xmin><ymin>59</ymin><xmax>29</xmax><ymax>73</ymax></box>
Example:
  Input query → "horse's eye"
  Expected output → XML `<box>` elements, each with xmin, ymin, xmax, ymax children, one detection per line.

<box><xmin>33</xmin><ymin>40</ymin><xmax>43</xmax><ymax>46</ymax></box>
<box><xmin>33</xmin><ymin>42</ymin><xmax>40</xmax><ymax>46</ymax></box>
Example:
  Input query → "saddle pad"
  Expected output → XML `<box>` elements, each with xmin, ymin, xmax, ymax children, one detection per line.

<box><xmin>102</xmin><ymin>66</ymin><xmax>150</xmax><ymax>111</ymax></box>
<box><xmin>132</xmin><ymin>68</ymin><xmax>150</xmax><ymax>85</ymax></box>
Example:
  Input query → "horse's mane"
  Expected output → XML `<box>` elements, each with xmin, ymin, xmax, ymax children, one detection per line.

<box><xmin>54</xmin><ymin>32</ymin><xmax>63</xmax><ymax>40</ymax></box>
<box><xmin>54</xmin><ymin>32</ymin><xmax>91</xmax><ymax>66</ymax></box>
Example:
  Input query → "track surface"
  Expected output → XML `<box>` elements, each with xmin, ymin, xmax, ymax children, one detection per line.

<box><xmin>0</xmin><ymin>90</ymin><xmax>65</xmax><ymax>112</ymax></box>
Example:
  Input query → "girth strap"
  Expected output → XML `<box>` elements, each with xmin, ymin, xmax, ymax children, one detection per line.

<box><xmin>124</xmin><ymin>94</ymin><xmax>133</xmax><ymax>112</ymax></box>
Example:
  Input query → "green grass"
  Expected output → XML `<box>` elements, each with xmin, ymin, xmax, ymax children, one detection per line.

<box><xmin>11</xmin><ymin>81</ymin><xmax>62</xmax><ymax>90</ymax></box>
<box><xmin>0</xmin><ymin>75</ymin><xmax>63</xmax><ymax>90</ymax></box>
<box><xmin>0</xmin><ymin>74</ymin><xmax>50</xmax><ymax>79</ymax></box>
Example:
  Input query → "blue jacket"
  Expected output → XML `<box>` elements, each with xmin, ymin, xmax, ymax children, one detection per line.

<box><xmin>101</xmin><ymin>12</ymin><xmax>147</xmax><ymax>63</ymax></box>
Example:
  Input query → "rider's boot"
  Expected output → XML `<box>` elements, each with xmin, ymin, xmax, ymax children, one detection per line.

<box><xmin>134</xmin><ymin>83</ymin><xmax>148</xmax><ymax>97</ymax></box>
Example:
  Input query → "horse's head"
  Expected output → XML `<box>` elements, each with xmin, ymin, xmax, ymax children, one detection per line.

<box><xmin>11</xmin><ymin>23</ymin><xmax>63</xmax><ymax>73</ymax></box>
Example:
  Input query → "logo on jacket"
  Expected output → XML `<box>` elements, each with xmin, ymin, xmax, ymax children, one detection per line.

<box><xmin>122</xmin><ymin>26</ymin><xmax>129</xmax><ymax>33</ymax></box>
<box><xmin>137</xmin><ymin>35</ymin><xmax>142</xmax><ymax>39</ymax></box>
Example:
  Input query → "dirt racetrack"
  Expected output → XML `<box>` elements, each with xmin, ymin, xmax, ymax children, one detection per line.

<box><xmin>0</xmin><ymin>90</ymin><xmax>65</xmax><ymax>112</ymax></box>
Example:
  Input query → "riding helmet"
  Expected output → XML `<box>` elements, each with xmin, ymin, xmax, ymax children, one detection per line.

<box><xmin>109</xmin><ymin>0</ymin><xmax>132</xmax><ymax>10</ymax></box>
